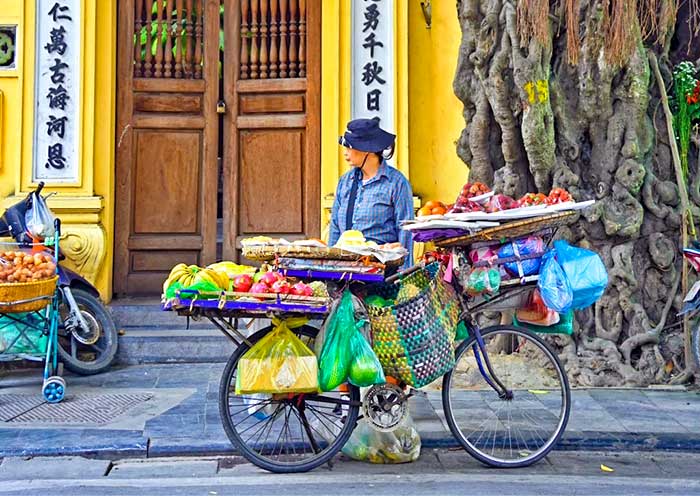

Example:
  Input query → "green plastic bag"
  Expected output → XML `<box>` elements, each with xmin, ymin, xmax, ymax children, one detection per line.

<box><xmin>318</xmin><ymin>291</ymin><xmax>355</xmax><ymax>391</ymax></box>
<box><xmin>455</xmin><ymin>321</ymin><xmax>469</xmax><ymax>341</ymax></box>
<box><xmin>0</xmin><ymin>313</ymin><xmax>48</xmax><ymax>355</ymax></box>
<box><xmin>348</xmin><ymin>322</ymin><xmax>385</xmax><ymax>387</ymax></box>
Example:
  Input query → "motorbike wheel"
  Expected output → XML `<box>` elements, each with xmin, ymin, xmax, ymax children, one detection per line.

<box><xmin>57</xmin><ymin>288</ymin><xmax>119</xmax><ymax>375</ymax></box>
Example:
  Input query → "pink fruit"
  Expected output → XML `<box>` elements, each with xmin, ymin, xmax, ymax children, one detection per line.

<box><xmin>271</xmin><ymin>280</ymin><xmax>291</xmax><ymax>294</ymax></box>
<box><xmin>232</xmin><ymin>274</ymin><xmax>253</xmax><ymax>292</ymax></box>
<box><xmin>250</xmin><ymin>282</ymin><xmax>270</xmax><ymax>294</ymax></box>
<box><xmin>302</xmin><ymin>286</ymin><xmax>314</xmax><ymax>297</ymax></box>
<box><xmin>261</xmin><ymin>271</ymin><xmax>281</xmax><ymax>287</ymax></box>
<box><xmin>291</xmin><ymin>282</ymin><xmax>308</xmax><ymax>296</ymax></box>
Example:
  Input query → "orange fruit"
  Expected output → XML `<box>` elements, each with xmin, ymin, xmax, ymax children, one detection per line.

<box><xmin>431</xmin><ymin>206</ymin><xmax>446</xmax><ymax>215</ymax></box>
<box><xmin>417</xmin><ymin>206</ymin><xmax>433</xmax><ymax>217</ymax></box>
<box><xmin>424</xmin><ymin>200</ymin><xmax>440</xmax><ymax>210</ymax></box>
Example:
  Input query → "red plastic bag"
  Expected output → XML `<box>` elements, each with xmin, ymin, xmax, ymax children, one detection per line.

<box><xmin>516</xmin><ymin>289</ymin><xmax>560</xmax><ymax>326</ymax></box>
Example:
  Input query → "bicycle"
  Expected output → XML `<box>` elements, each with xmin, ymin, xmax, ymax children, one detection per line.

<box><xmin>681</xmin><ymin>242</ymin><xmax>700</xmax><ymax>369</ymax></box>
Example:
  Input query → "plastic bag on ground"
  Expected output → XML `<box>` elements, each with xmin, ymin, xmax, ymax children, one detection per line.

<box><xmin>24</xmin><ymin>192</ymin><xmax>55</xmax><ymax>239</ymax></box>
<box><xmin>538</xmin><ymin>251</ymin><xmax>573</xmax><ymax>313</ymax></box>
<box><xmin>553</xmin><ymin>240</ymin><xmax>608</xmax><ymax>310</ymax></box>
<box><xmin>348</xmin><ymin>326</ymin><xmax>385</xmax><ymax>387</ymax></box>
<box><xmin>236</xmin><ymin>319</ymin><xmax>318</xmax><ymax>394</ymax></box>
<box><xmin>342</xmin><ymin>415</ymin><xmax>421</xmax><ymax>464</ymax></box>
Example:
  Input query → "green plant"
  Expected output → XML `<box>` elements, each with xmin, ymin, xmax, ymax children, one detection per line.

<box><xmin>672</xmin><ymin>62</ymin><xmax>700</xmax><ymax>180</ymax></box>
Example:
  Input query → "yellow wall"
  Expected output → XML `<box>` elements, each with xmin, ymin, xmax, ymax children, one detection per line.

<box><xmin>407</xmin><ymin>1</ymin><xmax>467</xmax><ymax>206</ymax></box>
<box><xmin>320</xmin><ymin>1</ymin><xmax>467</xmax><ymax>235</ymax></box>
<box><xmin>0</xmin><ymin>0</ymin><xmax>116</xmax><ymax>301</ymax></box>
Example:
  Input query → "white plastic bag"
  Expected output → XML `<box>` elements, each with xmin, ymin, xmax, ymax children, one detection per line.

<box><xmin>24</xmin><ymin>192</ymin><xmax>55</xmax><ymax>239</ymax></box>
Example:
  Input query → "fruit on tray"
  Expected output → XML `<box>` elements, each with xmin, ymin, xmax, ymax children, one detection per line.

<box><xmin>206</xmin><ymin>261</ymin><xmax>256</xmax><ymax>279</ymax></box>
<box><xmin>162</xmin><ymin>263</ymin><xmax>200</xmax><ymax>293</ymax></box>
<box><xmin>418</xmin><ymin>201</ymin><xmax>448</xmax><ymax>217</ymax></box>
<box><xmin>461</xmin><ymin>182</ymin><xmax>491</xmax><ymax>198</ymax></box>
<box><xmin>232</xmin><ymin>273</ymin><xmax>253</xmax><ymax>293</ymax></box>
<box><xmin>193</xmin><ymin>268</ymin><xmax>230</xmax><ymax>291</ymax></box>
<box><xmin>0</xmin><ymin>251</ymin><xmax>56</xmax><ymax>283</ymax></box>
<box><xmin>449</xmin><ymin>198</ymin><xmax>485</xmax><ymax>214</ymax></box>
<box><xmin>271</xmin><ymin>279</ymin><xmax>292</xmax><ymax>294</ymax></box>
<box><xmin>517</xmin><ymin>192</ymin><xmax>548</xmax><ymax>207</ymax></box>
<box><xmin>484</xmin><ymin>194</ymin><xmax>517</xmax><ymax>213</ymax></box>
<box><xmin>545</xmin><ymin>188</ymin><xmax>573</xmax><ymax>205</ymax></box>
<box><xmin>291</xmin><ymin>282</ymin><xmax>314</xmax><ymax>297</ymax></box>
<box><xmin>250</xmin><ymin>282</ymin><xmax>270</xmax><ymax>294</ymax></box>
<box><xmin>308</xmin><ymin>281</ymin><xmax>329</xmax><ymax>298</ymax></box>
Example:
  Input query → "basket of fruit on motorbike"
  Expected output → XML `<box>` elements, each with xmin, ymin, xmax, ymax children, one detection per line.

<box><xmin>0</xmin><ymin>249</ymin><xmax>58</xmax><ymax>313</ymax></box>
<box><xmin>241</xmin><ymin>232</ymin><xmax>407</xmax><ymax>266</ymax></box>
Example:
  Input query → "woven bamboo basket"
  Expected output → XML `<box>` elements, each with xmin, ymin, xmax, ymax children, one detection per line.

<box><xmin>0</xmin><ymin>276</ymin><xmax>58</xmax><ymax>313</ymax></box>
<box><xmin>435</xmin><ymin>211</ymin><xmax>576</xmax><ymax>248</ymax></box>
<box><xmin>243</xmin><ymin>245</ymin><xmax>405</xmax><ymax>267</ymax></box>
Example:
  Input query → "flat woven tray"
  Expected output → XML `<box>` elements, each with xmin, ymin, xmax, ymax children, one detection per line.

<box><xmin>0</xmin><ymin>276</ymin><xmax>58</xmax><ymax>313</ymax></box>
<box><xmin>434</xmin><ymin>211</ymin><xmax>576</xmax><ymax>248</ymax></box>
<box><xmin>243</xmin><ymin>245</ymin><xmax>405</xmax><ymax>267</ymax></box>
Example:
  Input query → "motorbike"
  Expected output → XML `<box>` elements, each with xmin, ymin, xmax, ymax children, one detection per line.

<box><xmin>0</xmin><ymin>183</ymin><xmax>118</xmax><ymax>375</ymax></box>
<box><xmin>681</xmin><ymin>240</ymin><xmax>700</xmax><ymax>370</ymax></box>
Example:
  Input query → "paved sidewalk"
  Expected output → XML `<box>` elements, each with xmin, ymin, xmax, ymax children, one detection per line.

<box><xmin>0</xmin><ymin>363</ymin><xmax>699</xmax><ymax>459</ymax></box>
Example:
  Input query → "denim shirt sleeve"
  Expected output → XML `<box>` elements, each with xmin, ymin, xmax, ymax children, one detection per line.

<box><xmin>393</xmin><ymin>176</ymin><xmax>414</xmax><ymax>268</ymax></box>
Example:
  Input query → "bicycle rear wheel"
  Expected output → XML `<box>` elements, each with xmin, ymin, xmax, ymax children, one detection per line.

<box><xmin>219</xmin><ymin>324</ymin><xmax>360</xmax><ymax>473</ymax></box>
<box><xmin>442</xmin><ymin>325</ymin><xmax>570</xmax><ymax>467</ymax></box>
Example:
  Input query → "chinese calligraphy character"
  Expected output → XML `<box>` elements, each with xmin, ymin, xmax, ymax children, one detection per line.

<box><xmin>47</xmin><ymin>85</ymin><xmax>70</xmax><ymax>110</ymax></box>
<box><xmin>46</xmin><ymin>115</ymin><xmax>67</xmax><ymax>139</ymax></box>
<box><xmin>366</xmin><ymin>89</ymin><xmax>382</xmax><ymax>111</ymax></box>
<box><xmin>363</xmin><ymin>32</ymin><xmax>384</xmax><ymax>58</ymax></box>
<box><xmin>44</xmin><ymin>26</ymin><xmax>67</xmax><ymax>55</ymax></box>
<box><xmin>362</xmin><ymin>61</ymin><xmax>386</xmax><ymax>86</ymax></box>
<box><xmin>49</xmin><ymin>58</ymin><xmax>68</xmax><ymax>85</ymax></box>
<box><xmin>363</xmin><ymin>4</ymin><xmax>380</xmax><ymax>32</ymax></box>
<box><xmin>46</xmin><ymin>143</ymin><xmax>67</xmax><ymax>169</ymax></box>
<box><xmin>48</xmin><ymin>3</ymin><xmax>72</xmax><ymax>22</ymax></box>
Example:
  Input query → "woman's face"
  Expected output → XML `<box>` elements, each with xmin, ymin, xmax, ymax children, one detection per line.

<box><xmin>343</xmin><ymin>147</ymin><xmax>368</xmax><ymax>167</ymax></box>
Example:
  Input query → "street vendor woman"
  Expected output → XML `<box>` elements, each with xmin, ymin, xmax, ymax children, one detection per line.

<box><xmin>329</xmin><ymin>118</ymin><xmax>414</xmax><ymax>268</ymax></box>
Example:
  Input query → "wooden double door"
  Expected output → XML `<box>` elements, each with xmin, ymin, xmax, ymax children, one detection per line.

<box><xmin>115</xmin><ymin>0</ymin><xmax>321</xmax><ymax>295</ymax></box>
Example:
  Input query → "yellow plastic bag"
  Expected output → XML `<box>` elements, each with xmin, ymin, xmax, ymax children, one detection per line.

<box><xmin>236</xmin><ymin>319</ymin><xmax>319</xmax><ymax>395</ymax></box>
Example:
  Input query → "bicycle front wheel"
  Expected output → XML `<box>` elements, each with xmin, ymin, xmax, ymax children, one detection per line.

<box><xmin>219</xmin><ymin>324</ymin><xmax>360</xmax><ymax>473</ymax></box>
<box><xmin>442</xmin><ymin>325</ymin><xmax>570</xmax><ymax>467</ymax></box>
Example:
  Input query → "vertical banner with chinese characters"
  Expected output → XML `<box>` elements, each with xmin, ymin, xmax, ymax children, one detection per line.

<box><xmin>352</xmin><ymin>0</ymin><xmax>395</xmax><ymax>135</ymax></box>
<box><xmin>32</xmin><ymin>1</ymin><xmax>81</xmax><ymax>183</ymax></box>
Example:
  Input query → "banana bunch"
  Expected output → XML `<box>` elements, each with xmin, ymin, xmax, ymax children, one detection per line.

<box><xmin>206</xmin><ymin>261</ymin><xmax>256</xmax><ymax>279</ymax></box>
<box><xmin>162</xmin><ymin>263</ymin><xmax>201</xmax><ymax>293</ymax></box>
<box><xmin>193</xmin><ymin>267</ymin><xmax>230</xmax><ymax>290</ymax></box>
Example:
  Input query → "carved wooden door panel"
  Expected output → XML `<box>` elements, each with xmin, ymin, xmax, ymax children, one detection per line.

<box><xmin>221</xmin><ymin>0</ymin><xmax>321</xmax><ymax>261</ymax></box>
<box><xmin>115</xmin><ymin>0</ymin><xmax>220</xmax><ymax>295</ymax></box>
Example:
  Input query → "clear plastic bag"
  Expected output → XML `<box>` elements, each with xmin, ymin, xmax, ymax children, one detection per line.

<box><xmin>342</xmin><ymin>415</ymin><xmax>421</xmax><ymax>464</ymax></box>
<box><xmin>515</xmin><ymin>289</ymin><xmax>560</xmax><ymax>326</ymax></box>
<box><xmin>538</xmin><ymin>251</ymin><xmax>573</xmax><ymax>313</ymax></box>
<box><xmin>24</xmin><ymin>192</ymin><xmax>55</xmax><ymax>239</ymax></box>
<box><xmin>348</xmin><ymin>326</ymin><xmax>385</xmax><ymax>387</ymax></box>
<box><xmin>553</xmin><ymin>240</ymin><xmax>608</xmax><ymax>310</ymax></box>
<box><xmin>466</xmin><ymin>267</ymin><xmax>501</xmax><ymax>296</ymax></box>
<box><xmin>235</xmin><ymin>319</ymin><xmax>319</xmax><ymax>394</ymax></box>
<box><xmin>318</xmin><ymin>291</ymin><xmax>384</xmax><ymax>390</ymax></box>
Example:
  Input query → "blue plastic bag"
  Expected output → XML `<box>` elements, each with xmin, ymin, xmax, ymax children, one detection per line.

<box><xmin>497</xmin><ymin>236</ymin><xmax>544</xmax><ymax>277</ymax></box>
<box><xmin>538</xmin><ymin>251</ymin><xmax>573</xmax><ymax>312</ymax></box>
<box><xmin>553</xmin><ymin>240</ymin><xmax>608</xmax><ymax>310</ymax></box>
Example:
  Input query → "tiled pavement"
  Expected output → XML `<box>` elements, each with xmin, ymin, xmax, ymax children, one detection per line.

<box><xmin>0</xmin><ymin>363</ymin><xmax>699</xmax><ymax>458</ymax></box>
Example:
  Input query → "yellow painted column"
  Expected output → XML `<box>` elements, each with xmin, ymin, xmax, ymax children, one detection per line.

<box><xmin>0</xmin><ymin>0</ymin><xmax>116</xmax><ymax>301</ymax></box>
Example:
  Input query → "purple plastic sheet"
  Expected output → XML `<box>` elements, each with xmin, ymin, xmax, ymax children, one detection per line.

<box><xmin>411</xmin><ymin>229</ymin><xmax>469</xmax><ymax>243</ymax></box>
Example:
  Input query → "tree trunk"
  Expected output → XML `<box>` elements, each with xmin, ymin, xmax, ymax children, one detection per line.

<box><xmin>454</xmin><ymin>0</ymin><xmax>700</xmax><ymax>386</ymax></box>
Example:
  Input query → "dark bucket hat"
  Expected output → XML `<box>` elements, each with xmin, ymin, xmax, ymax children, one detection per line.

<box><xmin>338</xmin><ymin>118</ymin><xmax>396</xmax><ymax>153</ymax></box>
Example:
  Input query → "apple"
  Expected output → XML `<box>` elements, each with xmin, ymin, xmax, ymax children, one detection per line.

<box><xmin>253</xmin><ymin>271</ymin><xmax>265</xmax><ymax>283</ymax></box>
<box><xmin>271</xmin><ymin>279</ymin><xmax>291</xmax><ymax>294</ymax></box>
<box><xmin>232</xmin><ymin>274</ymin><xmax>253</xmax><ymax>292</ymax></box>
<box><xmin>250</xmin><ymin>282</ymin><xmax>270</xmax><ymax>294</ymax></box>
